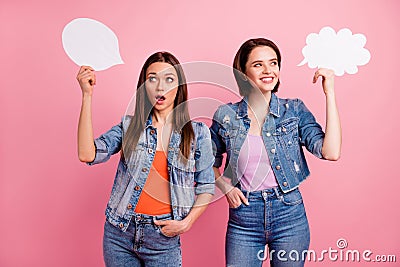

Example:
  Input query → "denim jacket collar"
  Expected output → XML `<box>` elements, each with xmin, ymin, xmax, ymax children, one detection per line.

<box><xmin>237</xmin><ymin>93</ymin><xmax>280</xmax><ymax>119</ymax></box>
<box><xmin>269</xmin><ymin>94</ymin><xmax>280</xmax><ymax>117</ymax></box>
<box><xmin>145</xmin><ymin>113</ymin><xmax>153</xmax><ymax>129</ymax></box>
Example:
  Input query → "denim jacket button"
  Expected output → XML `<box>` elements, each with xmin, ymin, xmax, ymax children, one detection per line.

<box><xmin>283</xmin><ymin>182</ymin><xmax>288</xmax><ymax>186</ymax></box>
<box><xmin>271</xmin><ymin>148</ymin><xmax>276</xmax><ymax>154</ymax></box>
<box><xmin>119</xmin><ymin>223</ymin><xmax>124</xmax><ymax>229</ymax></box>
<box><xmin>167</xmin><ymin>166</ymin><xmax>171</xmax><ymax>171</ymax></box>
<box><xmin>282</xmin><ymin>127</ymin><xmax>287</xmax><ymax>132</ymax></box>
<box><xmin>266</xmin><ymin>132</ymin><xmax>271</xmax><ymax>137</ymax></box>
<box><xmin>134</xmin><ymin>186</ymin><xmax>141</xmax><ymax>191</ymax></box>
<box><xmin>148</xmin><ymin>148</ymin><xmax>153</xmax><ymax>154</ymax></box>
<box><xmin>127</xmin><ymin>203</ymin><xmax>133</xmax><ymax>209</ymax></box>
<box><xmin>276</xmin><ymin>165</ymin><xmax>281</xmax><ymax>170</ymax></box>
<box><xmin>150</xmin><ymin>130</ymin><xmax>155</xmax><ymax>135</ymax></box>
<box><xmin>142</xmin><ymin>167</ymin><xmax>148</xmax><ymax>172</ymax></box>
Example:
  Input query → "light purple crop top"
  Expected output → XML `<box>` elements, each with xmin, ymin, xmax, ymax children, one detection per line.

<box><xmin>237</xmin><ymin>134</ymin><xmax>278</xmax><ymax>191</ymax></box>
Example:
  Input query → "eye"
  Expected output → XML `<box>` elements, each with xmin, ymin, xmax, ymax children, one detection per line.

<box><xmin>254</xmin><ymin>63</ymin><xmax>262</xmax><ymax>67</ymax></box>
<box><xmin>166</xmin><ymin>77</ymin><xmax>174</xmax><ymax>83</ymax></box>
<box><xmin>148</xmin><ymin>76</ymin><xmax>157</xmax><ymax>82</ymax></box>
<box><xmin>271</xmin><ymin>61</ymin><xmax>278</xmax><ymax>66</ymax></box>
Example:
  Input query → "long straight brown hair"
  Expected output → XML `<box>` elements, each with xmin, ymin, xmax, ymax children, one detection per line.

<box><xmin>122</xmin><ymin>52</ymin><xmax>194</xmax><ymax>162</ymax></box>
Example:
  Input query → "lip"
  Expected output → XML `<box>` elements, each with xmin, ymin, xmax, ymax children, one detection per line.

<box><xmin>155</xmin><ymin>95</ymin><xmax>166</xmax><ymax>104</ymax></box>
<box><xmin>260</xmin><ymin>76</ymin><xmax>274</xmax><ymax>83</ymax></box>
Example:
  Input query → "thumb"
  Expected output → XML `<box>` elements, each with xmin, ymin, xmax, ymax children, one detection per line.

<box><xmin>239</xmin><ymin>191</ymin><xmax>249</xmax><ymax>205</ymax></box>
<box><xmin>154</xmin><ymin>219</ymin><xmax>171</xmax><ymax>226</ymax></box>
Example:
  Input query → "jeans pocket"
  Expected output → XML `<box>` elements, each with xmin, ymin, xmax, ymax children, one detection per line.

<box><xmin>279</xmin><ymin>188</ymin><xmax>303</xmax><ymax>206</ymax></box>
<box><xmin>229</xmin><ymin>202</ymin><xmax>244</xmax><ymax>210</ymax></box>
<box><xmin>155</xmin><ymin>225</ymin><xmax>177</xmax><ymax>238</ymax></box>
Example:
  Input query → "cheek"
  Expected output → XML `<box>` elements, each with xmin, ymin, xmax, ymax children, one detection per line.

<box><xmin>245</xmin><ymin>70</ymin><xmax>258</xmax><ymax>81</ymax></box>
<box><xmin>275</xmin><ymin>68</ymin><xmax>280</xmax><ymax>77</ymax></box>
<box><xmin>145</xmin><ymin>81</ymin><xmax>156</xmax><ymax>92</ymax></box>
<box><xmin>145</xmin><ymin>87</ymin><xmax>156</xmax><ymax>102</ymax></box>
<box><xmin>166</xmin><ymin>87</ymin><xmax>178</xmax><ymax>98</ymax></box>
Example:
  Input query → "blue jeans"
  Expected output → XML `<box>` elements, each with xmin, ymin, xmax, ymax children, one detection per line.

<box><xmin>103</xmin><ymin>213</ymin><xmax>181</xmax><ymax>267</ymax></box>
<box><xmin>226</xmin><ymin>187</ymin><xmax>310</xmax><ymax>267</ymax></box>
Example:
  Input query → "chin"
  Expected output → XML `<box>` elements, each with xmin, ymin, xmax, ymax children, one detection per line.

<box><xmin>258</xmin><ymin>87</ymin><xmax>274</xmax><ymax>94</ymax></box>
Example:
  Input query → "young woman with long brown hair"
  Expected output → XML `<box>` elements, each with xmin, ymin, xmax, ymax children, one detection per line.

<box><xmin>77</xmin><ymin>51</ymin><xmax>215</xmax><ymax>267</ymax></box>
<box><xmin>211</xmin><ymin>38</ymin><xmax>341</xmax><ymax>266</ymax></box>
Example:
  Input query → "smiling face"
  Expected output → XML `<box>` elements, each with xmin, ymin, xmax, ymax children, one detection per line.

<box><xmin>244</xmin><ymin>46</ymin><xmax>280</xmax><ymax>95</ymax></box>
<box><xmin>145</xmin><ymin>62</ymin><xmax>179</xmax><ymax>113</ymax></box>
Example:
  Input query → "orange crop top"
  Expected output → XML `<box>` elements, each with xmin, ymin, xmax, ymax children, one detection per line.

<box><xmin>135</xmin><ymin>150</ymin><xmax>172</xmax><ymax>215</ymax></box>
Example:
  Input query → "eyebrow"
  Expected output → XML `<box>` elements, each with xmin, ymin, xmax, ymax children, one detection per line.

<box><xmin>250</xmin><ymin>58</ymin><xmax>278</xmax><ymax>64</ymax></box>
<box><xmin>147</xmin><ymin>72</ymin><xmax>176</xmax><ymax>76</ymax></box>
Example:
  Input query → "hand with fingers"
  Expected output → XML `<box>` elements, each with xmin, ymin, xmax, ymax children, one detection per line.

<box><xmin>225</xmin><ymin>186</ymin><xmax>249</xmax><ymax>208</ymax></box>
<box><xmin>76</xmin><ymin>66</ymin><xmax>96</xmax><ymax>95</ymax></box>
<box><xmin>313</xmin><ymin>68</ymin><xmax>335</xmax><ymax>95</ymax></box>
<box><xmin>154</xmin><ymin>219</ymin><xmax>191</xmax><ymax>237</ymax></box>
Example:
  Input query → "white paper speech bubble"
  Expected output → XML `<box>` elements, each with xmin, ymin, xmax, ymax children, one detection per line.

<box><xmin>62</xmin><ymin>18</ymin><xmax>124</xmax><ymax>71</ymax></box>
<box><xmin>298</xmin><ymin>26</ymin><xmax>371</xmax><ymax>76</ymax></box>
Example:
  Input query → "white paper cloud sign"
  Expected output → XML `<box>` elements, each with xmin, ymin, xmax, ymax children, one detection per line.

<box><xmin>298</xmin><ymin>26</ymin><xmax>371</xmax><ymax>76</ymax></box>
<box><xmin>62</xmin><ymin>18</ymin><xmax>124</xmax><ymax>71</ymax></box>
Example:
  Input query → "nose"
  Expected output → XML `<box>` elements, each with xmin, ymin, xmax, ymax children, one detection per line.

<box><xmin>263</xmin><ymin>65</ymin><xmax>272</xmax><ymax>74</ymax></box>
<box><xmin>156</xmin><ymin>79</ymin><xmax>164</xmax><ymax>91</ymax></box>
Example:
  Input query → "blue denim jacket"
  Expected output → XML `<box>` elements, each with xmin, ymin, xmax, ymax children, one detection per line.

<box><xmin>88</xmin><ymin>116</ymin><xmax>215</xmax><ymax>231</ymax></box>
<box><xmin>210</xmin><ymin>93</ymin><xmax>325</xmax><ymax>193</ymax></box>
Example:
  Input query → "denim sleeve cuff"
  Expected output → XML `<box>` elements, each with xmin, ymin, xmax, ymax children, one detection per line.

<box><xmin>195</xmin><ymin>183</ymin><xmax>215</xmax><ymax>195</ymax></box>
<box><xmin>86</xmin><ymin>139</ymin><xmax>109</xmax><ymax>166</ymax></box>
<box><xmin>312</xmin><ymin>138</ymin><xmax>325</xmax><ymax>159</ymax></box>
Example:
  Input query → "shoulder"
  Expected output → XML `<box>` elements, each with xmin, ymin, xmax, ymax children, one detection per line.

<box><xmin>121</xmin><ymin>115</ymin><xmax>135</xmax><ymax>123</ymax></box>
<box><xmin>190</xmin><ymin>121</ymin><xmax>211</xmax><ymax>141</ymax></box>
<box><xmin>212</xmin><ymin>101</ymin><xmax>239</xmax><ymax>119</ymax></box>
<box><xmin>191</xmin><ymin>121</ymin><xmax>209</xmax><ymax>133</ymax></box>
<box><xmin>121</xmin><ymin>115</ymin><xmax>133</xmax><ymax>128</ymax></box>
<box><xmin>275</xmin><ymin>96</ymin><xmax>306</xmax><ymax>111</ymax></box>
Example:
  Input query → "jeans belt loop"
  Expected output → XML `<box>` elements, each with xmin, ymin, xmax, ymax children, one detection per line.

<box><xmin>273</xmin><ymin>187</ymin><xmax>282</xmax><ymax>200</ymax></box>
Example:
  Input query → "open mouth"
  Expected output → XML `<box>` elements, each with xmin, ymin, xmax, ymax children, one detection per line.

<box><xmin>155</xmin><ymin>95</ymin><xmax>166</xmax><ymax>103</ymax></box>
<box><xmin>261</xmin><ymin>77</ymin><xmax>273</xmax><ymax>83</ymax></box>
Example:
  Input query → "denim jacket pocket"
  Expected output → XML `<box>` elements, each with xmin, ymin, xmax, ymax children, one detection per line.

<box><xmin>125</xmin><ymin>146</ymin><xmax>147</xmax><ymax>176</ymax></box>
<box><xmin>274</xmin><ymin>118</ymin><xmax>301</xmax><ymax>160</ymax></box>
<box><xmin>218</xmin><ymin>127</ymin><xmax>238</xmax><ymax>152</ymax></box>
<box><xmin>172</xmin><ymin>151</ymin><xmax>195</xmax><ymax>173</ymax></box>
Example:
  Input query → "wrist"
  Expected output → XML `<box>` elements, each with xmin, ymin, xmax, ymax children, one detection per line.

<box><xmin>82</xmin><ymin>92</ymin><xmax>93</xmax><ymax>99</ymax></box>
<box><xmin>216</xmin><ymin>178</ymin><xmax>232</xmax><ymax>194</ymax></box>
<box><xmin>324</xmin><ymin>89</ymin><xmax>336</xmax><ymax>98</ymax></box>
<box><xmin>182</xmin><ymin>217</ymin><xmax>193</xmax><ymax>232</ymax></box>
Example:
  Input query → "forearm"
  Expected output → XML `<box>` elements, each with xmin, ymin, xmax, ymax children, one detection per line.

<box><xmin>213</xmin><ymin>167</ymin><xmax>233</xmax><ymax>193</ymax></box>
<box><xmin>322</xmin><ymin>91</ymin><xmax>342</xmax><ymax>160</ymax></box>
<box><xmin>182</xmin><ymin>193</ymin><xmax>213</xmax><ymax>229</ymax></box>
<box><xmin>78</xmin><ymin>93</ymin><xmax>95</xmax><ymax>162</ymax></box>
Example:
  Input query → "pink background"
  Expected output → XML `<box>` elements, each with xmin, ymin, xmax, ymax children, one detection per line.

<box><xmin>1</xmin><ymin>0</ymin><xmax>399</xmax><ymax>266</ymax></box>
